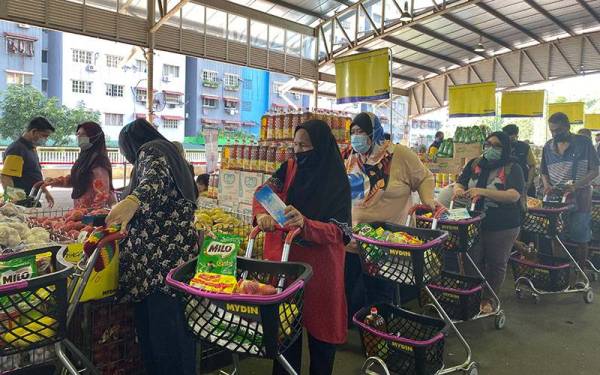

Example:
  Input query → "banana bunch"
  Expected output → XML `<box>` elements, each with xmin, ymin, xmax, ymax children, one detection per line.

<box><xmin>195</xmin><ymin>208</ymin><xmax>241</xmax><ymax>231</ymax></box>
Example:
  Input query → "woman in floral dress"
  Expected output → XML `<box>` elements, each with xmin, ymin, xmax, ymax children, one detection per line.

<box><xmin>44</xmin><ymin>122</ymin><xmax>115</xmax><ymax>208</ymax></box>
<box><xmin>106</xmin><ymin>119</ymin><xmax>198</xmax><ymax>375</ymax></box>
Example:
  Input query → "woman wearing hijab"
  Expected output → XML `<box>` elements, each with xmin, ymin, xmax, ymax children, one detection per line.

<box><xmin>344</xmin><ymin>112</ymin><xmax>435</xmax><ymax>319</ymax></box>
<box><xmin>453</xmin><ymin>131</ymin><xmax>525</xmax><ymax>313</ymax></box>
<box><xmin>44</xmin><ymin>122</ymin><xmax>115</xmax><ymax>208</ymax></box>
<box><xmin>253</xmin><ymin>120</ymin><xmax>351</xmax><ymax>375</ymax></box>
<box><xmin>105</xmin><ymin>119</ymin><xmax>198</xmax><ymax>375</ymax></box>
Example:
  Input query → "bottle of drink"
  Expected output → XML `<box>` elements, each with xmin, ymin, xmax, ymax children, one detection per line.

<box><xmin>258</xmin><ymin>143</ymin><xmax>267</xmax><ymax>174</ymax></box>
<box><xmin>283</xmin><ymin>111</ymin><xmax>293</xmax><ymax>140</ymax></box>
<box><xmin>275</xmin><ymin>143</ymin><xmax>287</xmax><ymax>169</ymax></box>
<box><xmin>266</xmin><ymin>112</ymin><xmax>275</xmax><ymax>141</ymax></box>
<box><xmin>266</xmin><ymin>144</ymin><xmax>277</xmax><ymax>174</ymax></box>
<box><xmin>242</xmin><ymin>143</ymin><xmax>252</xmax><ymax>172</ymax></box>
<box><xmin>260</xmin><ymin>112</ymin><xmax>270</xmax><ymax>141</ymax></box>
<box><xmin>274</xmin><ymin>112</ymin><xmax>284</xmax><ymax>140</ymax></box>
<box><xmin>250</xmin><ymin>143</ymin><xmax>259</xmax><ymax>172</ymax></box>
<box><xmin>364</xmin><ymin>307</ymin><xmax>388</xmax><ymax>358</ymax></box>
<box><xmin>229</xmin><ymin>144</ymin><xmax>238</xmax><ymax>170</ymax></box>
<box><xmin>221</xmin><ymin>143</ymin><xmax>230</xmax><ymax>170</ymax></box>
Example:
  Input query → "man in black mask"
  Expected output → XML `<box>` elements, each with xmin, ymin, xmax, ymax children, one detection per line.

<box><xmin>541</xmin><ymin>112</ymin><xmax>599</xmax><ymax>263</ymax></box>
<box><xmin>503</xmin><ymin>124</ymin><xmax>536</xmax><ymax>197</ymax></box>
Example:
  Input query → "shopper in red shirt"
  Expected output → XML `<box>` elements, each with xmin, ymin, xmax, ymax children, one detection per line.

<box><xmin>253</xmin><ymin>119</ymin><xmax>351</xmax><ymax>375</ymax></box>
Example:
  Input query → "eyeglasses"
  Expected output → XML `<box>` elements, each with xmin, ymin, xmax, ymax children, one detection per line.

<box><xmin>483</xmin><ymin>142</ymin><xmax>503</xmax><ymax>150</ymax></box>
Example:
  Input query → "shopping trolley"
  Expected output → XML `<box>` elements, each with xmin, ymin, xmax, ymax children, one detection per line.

<box><xmin>12</xmin><ymin>181</ymin><xmax>45</xmax><ymax>208</ymax></box>
<box><xmin>409</xmin><ymin>202</ymin><xmax>505</xmax><ymax>330</ymax></box>
<box><xmin>166</xmin><ymin>227</ymin><xmax>313</xmax><ymax>375</ymax></box>
<box><xmin>509</xmin><ymin>194</ymin><xmax>594</xmax><ymax>304</ymax></box>
<box><xmin>352</xmin><ymin>222</ymin><xmax>478</xmax><ymax>375</ymax></box>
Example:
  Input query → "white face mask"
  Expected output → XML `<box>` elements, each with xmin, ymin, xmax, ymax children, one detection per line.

<box><xmin>78</xmin><ymin>136</ymin><xmax>92</xmax><ymax>150</ymax></box>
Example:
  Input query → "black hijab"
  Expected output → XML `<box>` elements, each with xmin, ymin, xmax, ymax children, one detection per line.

<box><xmin>71</xmin><ymin>122</ymin><xmax>113</xmax><ymax>199</ymax></box>
<box><xmin>273</xmin><ymin>120</ymin><xmax>352</xmax><ymax>242</ymax></box>
<box><xmin>476</xmin><ymin>131</ymin><xmax>512</xmax><ymax>189</ymax></box>
<box><xmin>119</xmin><ymin>119</ymin><xmax>197</xmax><ymax>203</ymax></box>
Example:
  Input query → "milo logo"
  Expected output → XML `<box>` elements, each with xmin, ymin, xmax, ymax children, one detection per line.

<box><xmin>206</xmin><ymin>242</ymin><xmax>235</xmax><ymax>257</ymax></box>
<box><xmin>1</xmin><ymin>267</ymin><xmax>32</xmax><ymax>285</ymax></box>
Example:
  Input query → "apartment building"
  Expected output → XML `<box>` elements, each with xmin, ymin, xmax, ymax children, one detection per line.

<box><xmin>45</xmin><ymin>31</ymin><xmax>186</xmax><ymax>142</ymax></box>
<box><xmin>0</xmin><ymin>22</ymin><xmax>43</xmax><ymax>93</ymax></box>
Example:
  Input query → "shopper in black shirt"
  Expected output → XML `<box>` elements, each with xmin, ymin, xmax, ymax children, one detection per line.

<box><xmin>1</xmin><ymin>117</ymin><xmax>55</xmax><ymax>206</ymax></box>
<box><xmin>503</xmin><ymin>124</ymin><xmax>536</xmax><ymax>197</ymax></box>
<box><xmin>454</xmin><ymin>131</ymin><xmax>524</xmax><ymax>313</ymax></box>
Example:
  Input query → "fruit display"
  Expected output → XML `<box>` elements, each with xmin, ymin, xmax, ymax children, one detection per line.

<box><xmin>0</xmin><ymin>203</ymin><xmax>51</xmax><ymax>250</ymax></box>
<box><xmin>28</xmin><ymin>208</ymin><xmax>110</xmax><ymax>241</ymax></box>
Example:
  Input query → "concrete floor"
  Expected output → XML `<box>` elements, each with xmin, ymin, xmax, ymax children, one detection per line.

<box><xmin>48</xmin><ymin>189</ymin><xmax>600</xmax><ymax>375</ymax></box>
<box><xmin>208</xmin><ymin>274</ymin><xmax>600</xmax><ymax>375</ymax></box>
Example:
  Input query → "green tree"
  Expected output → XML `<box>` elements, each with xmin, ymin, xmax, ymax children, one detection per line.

<box><xmin>0</xmin><ymin>85</ymin><xmax>100</xmax><ymax>146</ymax></box>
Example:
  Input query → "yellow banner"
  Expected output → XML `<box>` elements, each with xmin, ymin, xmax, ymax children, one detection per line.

<box><xmin>335</xmin><ymin>48</ymin><xmax>390</xmax><ymax>104</ymax></box>
<box><xmin>448</xmin><ymin>82</ymin><xmax>496</xmax><ymax>117</ymax></box>
<box><xmin>548</xmin><ymin>102</ymin><xmax>584</xmax><ymax>124</ymax></box>
<box><xmin>500</xmin><ymin>90</ymin><xmax>545</xmax><ymax>118</ymax></box>
<box><xmin>585</xmin><ymin>114</ymin><xmax>600</xmax><ymax>130</ymax></box>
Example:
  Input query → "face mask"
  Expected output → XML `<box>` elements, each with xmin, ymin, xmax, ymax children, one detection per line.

<box><xmin>351</xmin><ymin>134</ymin><xmax>371</xmax><ymax>154</ymax></box>
<box><xmin>483</xmin><ymin>147</ymin><xmax>502</xmax><ymax>161</ymax></box>
<box><xmin>78</xmin><ymin>136</ymin><xmax>92</xmax><ymax>150</ymax></box>
<box><xmin>34</xmin><ymin>137</ymin><xmax>48</xmax><ymax>147</ymax></box>
<box><xmin>295</xmin><ymin>149</ymin><xmax>318</xmax><ymax>167</ymax></box>
<box><xmin>554</xmin><ymin>132</ymin><xmax>570</xmax><ymax>143</ymax></box>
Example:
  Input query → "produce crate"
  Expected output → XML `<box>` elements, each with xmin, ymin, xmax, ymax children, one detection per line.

<box><xmin>68</xmin><ymin>300</ymin><xmax>145</xmax><ymax>375</ymax></box>
<box><xmin>453</xmin><ymin>143</ymin><xmax>482</xmax><ymax>161</ymax></box>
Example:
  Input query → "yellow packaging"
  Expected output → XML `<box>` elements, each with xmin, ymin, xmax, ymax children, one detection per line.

<box><xmin>190</xmin><ymin>272</ymin><xmax>237</xmax><ymax>294</ymax></box>
<box><xmin>64</xmin><ymin>242</ymin><xmax>119</xmax><ymax>302</ymax></box>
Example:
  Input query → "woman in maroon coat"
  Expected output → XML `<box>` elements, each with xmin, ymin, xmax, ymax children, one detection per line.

<box><xmin>253</xmin><ymin>119</ymin><xmax>352</xmax><ymax>375</ymax></box>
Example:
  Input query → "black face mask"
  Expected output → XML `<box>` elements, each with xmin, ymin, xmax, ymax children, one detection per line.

<box><xmin>553</xmin><ymin>131</ymin><xmax>570</xmax><ymax>143</ymax></box>
<box><xmin>295</xmin><ymin>149</ymin><xmax>319</xmax><ymax>168</ymax></box>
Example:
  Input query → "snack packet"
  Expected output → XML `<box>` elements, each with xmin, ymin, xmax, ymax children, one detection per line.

<box><xmin>0</xmin><ymin>256</ymin><xmax>38</xmax><ymax>318</ymax></box>
<box><xmin>190</xmin><ymin>233</ymin><xmax>242</xmax><ymax>293</ymax></box>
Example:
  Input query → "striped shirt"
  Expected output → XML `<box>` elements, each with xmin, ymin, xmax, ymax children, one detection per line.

<box><xmin>541</xmin><ymin>134</ymin><xmax>599</xmax><ymax>211</ymax></box>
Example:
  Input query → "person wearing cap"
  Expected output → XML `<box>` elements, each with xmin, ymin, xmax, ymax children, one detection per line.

<box><xmin>344</xmin><ymin>112</ymin><xmax>435</xmax><ymax>320</ymax></box>
<box><xmin>502</xmin><ymin>124</ymin><xmax>536</xmax><ymax>197</ymax></box>
<box><xmin>1</xmin><ymin>117</ymin><xmax>55</xmax><ymax>207</ymax></box>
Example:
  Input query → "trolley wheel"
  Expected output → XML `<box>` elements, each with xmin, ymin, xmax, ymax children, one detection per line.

<box><xmin>533</xmin><ymin>294</ymin><xmax>540</xmax><ymax>304</ymax></box>
<box><xmin>584</xmin><ymin>289</ymin><xmax>594</xmax><ymax>304</ymax></box>
<box><xmin>494</xmin><ymin>310</ymin><xmax>506</xmax><ymax>330</ymax></box>
<box><xmin>466</xmin><ymin>362</ymin><xmax>479</xmax><ymax>375</ymax></box>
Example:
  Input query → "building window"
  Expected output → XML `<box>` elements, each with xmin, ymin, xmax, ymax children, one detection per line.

<box><xmin>6</xmin><ymin>37</ymin><xmax>35</xmax><ymax>57</ymax></box>
<box><xmin>72</xmin><ymin>49</ymin><xmax>93</xmax><ymax>64</ymax></box>
<box><xmin>162</xmin><ymin>64</ymin><xmax>179</xmax><ymax>79</ymax></box>
<box><xmin>72</xmin><ymin>80</ymin><xmax>92</xmax><ymax>94</ymax></box>
<box><xmin>242</xmin><ymin>101</ymin><xmax>251</xmax><ymax>112</ymax></box>
<box><xmin>106</xmin><ymin>55</ymin><xmax>123</xmax><ymax>68</ymax></box>
<box><xmin>6</xmin><ymin>72</ymin><xmax>32</xmax><ymax>86</ymax></box>
<box><xmin>243</xmin><ymin>79</ymin><xmax>252</xmax><ymax>90</ymax></box>
<box><xmin>224</xmin><ymin>99</ymin><xmax>238</xmax><ymax>110</ymax></box>
<box><xmin>165</xmin><ymin>93</ymin><xmax>182</xmax><ymax>108</ymax></box>
<box><xmin>224</xmin><ymin>73</ymin><xmax>240</xmax><ymax>91</ymax></box>
<box><xmin>135</xmin><ymin>59</ymin><xmax>147</xmax><ymax>73</ymax></box>
<box><xmin>104</xmin><ymin>113</ymin><xmax>124</xmax><ymax>126</ymax></box>
<box><xmin>42</xmin><ymin>79</ymin><xmax>48</xmax><ymax>93</ymax></box>
<box><xmin>273</xmin><ymin>81</ymin><xmax>284</xmax><ymax>96</ymax></box>
<box><xmin>203</xmin><ymin>97</ymin><xmax>218</xmax><ymax>108</ymax></box>
<box><xmin>163</xmin><ymin>119</ymin><xmax>179</xmax><ymax>129</ymax></box>
<box><xmin>135</xmin><ymin>88</ymin><xmax>147</xmax><ymax>102</ymax></box>
<box><xmin>105</xmin><ymin>84</ymin><xmax>124</xmax><ymax>97</ymax></box>
<box><xmin>41</xmin><ymin>50</ymin><xmax>48</xmax><ymax>63</ymax></box>
<box><xmin>202</xmin><ymin>70</ymin><xmax>219</xmax><ymax>88</ymax></box>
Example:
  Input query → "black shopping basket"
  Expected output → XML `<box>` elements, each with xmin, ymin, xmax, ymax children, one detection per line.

<box><xmin>353</xmin><ymin>303</ymin><xmax>446</xmax><ymax>375</ymax></box>
<box><xmin>521</xmin><ymin>199</ymin><xmax>573</xmax><ymax>237</ymax></box>
<box><xmin>167</xmin><ymin>227</ymin><xmax>312</xmax><ymax>375</ymax></box>
<box><xmin>353</xmin><ymin>222</ymin><xmax>447</xmax><ymax>288</ymax></box>
<box><xmin>509</xmin><ymin>253</ymin><xmax>571</xmax><ymax>293</ymax></box>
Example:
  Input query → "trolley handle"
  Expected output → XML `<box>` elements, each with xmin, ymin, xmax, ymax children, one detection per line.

<box><xmin>28</xmin><ymin>180</ymin><xmax>45</xmax><ymax>205</ymax></box>
<box><xmin>244</xmin><ymin>225</ymin><xmax>302</xmax><ymax>262</ymax></box>
<box><xmin>405</xmin><ymin>204</ymin><xmax>448</xmax><ymax>230</ymax></box>
<box><xmin>542</xmin><ymin>192</ymin><xmax>572</xmax><ymax>204</ymax></box>
<box><xmin>449</xmin><ymin>198</ymin><xmax>479</xmax><ymax>212</ymax></box>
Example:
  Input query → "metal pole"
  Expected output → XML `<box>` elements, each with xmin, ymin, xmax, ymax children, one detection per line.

<box><xmin>147</xmin><ymin>0</ymin><xmax>155</xmax><ymax>124</ymax></box>
<box><xmin>313</xmin><ymin>80</ymin><xmax>319</xmax><ymax>110</ymax></box>
<box><xmin>389</xmin><ymin>49</ymin><xmax>393</xmax><ymax>137</ymax></box>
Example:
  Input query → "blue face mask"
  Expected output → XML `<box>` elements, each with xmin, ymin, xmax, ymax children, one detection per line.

<box><xmin>351</xmin><ymin>134</ymin><xmax>371</xmax><ymax>154</ymax></box>
<box><xmin>483</xmin><ymin>147</ymin><xmax>502</xmax><ymax>161</ymax></box>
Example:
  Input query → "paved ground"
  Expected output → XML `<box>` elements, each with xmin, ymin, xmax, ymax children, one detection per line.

<box><xmin>207</xmin><ymin>278</ymin><xmax>600</xmax><ymax>375</ymax></box>
<box><xmin>45</xmin><ymin>188</ymin><xmax>600</xmax><ymax>375</ymax></box>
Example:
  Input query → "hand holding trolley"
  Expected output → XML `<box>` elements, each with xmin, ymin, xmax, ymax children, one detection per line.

<box><xmin>409</xmin><ymin>202</ymin><xmax>505</xmax><ymax>330</ymax></box>
<box><xmin>166</xmin><ymin>226</ymin><xmax>313</xmax><ymax>375</ymax></box>
<box><xmin>353</xmin><ymin>222</ymin><xmax>478</xmax><ymax>375</ymax></box>
<box><xmin>509</xmin><ymin>194</ymin><xmax>593</xmax><ymax>304</ymax></box>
